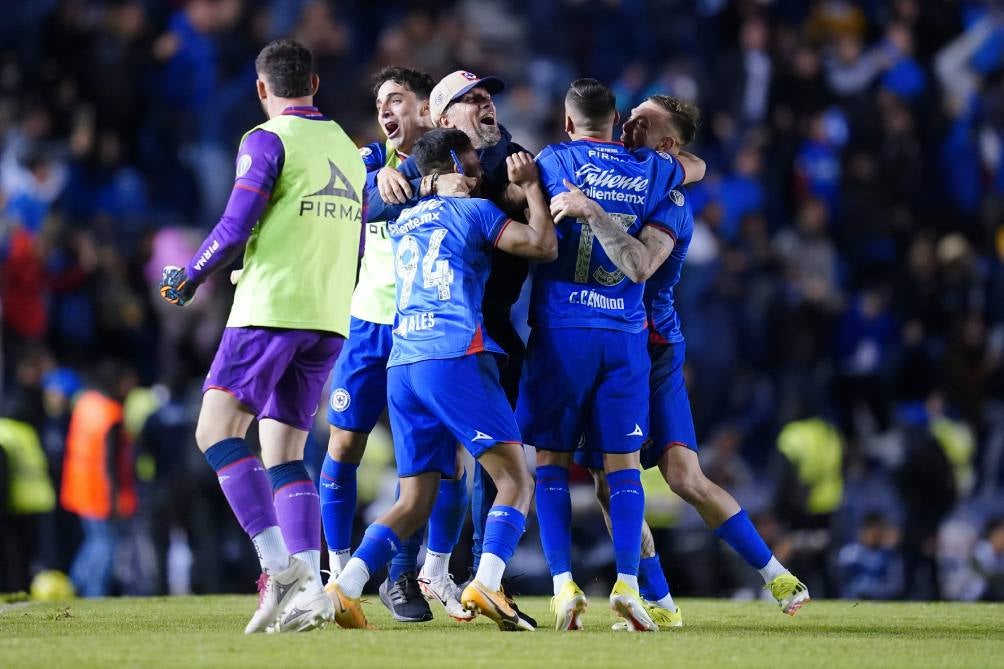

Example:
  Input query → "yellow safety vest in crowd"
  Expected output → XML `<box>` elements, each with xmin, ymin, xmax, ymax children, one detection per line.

<box><xmin>777</xmin><ymin>417</ymin><xmax>844</xmax><ymax>515</ymax></box>
<box><xmin>0</xmin><ymin>418</ymin><xmax>56</xmax><ymax>515</ymax></box>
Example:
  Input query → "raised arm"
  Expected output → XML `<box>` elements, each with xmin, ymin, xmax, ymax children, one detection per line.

<box><xmin>159</xmin><ymin>130</ymin><xmax>281</xmax><ymax>306</ymax></box>
<box><xmin>677</xmin><ymin>150</ymin><xmax>706</xmax><ymax>184</ymax></box>
<box><xmin>494</xmin><ymin>152</ymin><xmax>557</xmax><ymax>262</ymax></box>
<box><xmin>550</xmin><ymin>179</ymin><xmax>674</xmax><ymax>283</ymax></box>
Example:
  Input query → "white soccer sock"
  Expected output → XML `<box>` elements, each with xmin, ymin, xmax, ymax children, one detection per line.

<box><xmin>251</xmin><ymin>526</ymin><xmax>290</xmax><ymax>574</ymax></box>
<box><xmin>293</xmin><ymin>549</ymin><xmax>321</xmax><ymax>582</ymax></box>
<box><xmin>617</xmin><ymin>573</ymin><xmax>639</xmax><ymax>591</ymax></box>
<box><xmin>423</xmin><ymin>550</ymin><xmax>451</xmax><ymax>579</ymax></box>
<box><xmin>328</xmin><ymin>549</ymin><xmax>351</xmax><ymax>579</ymax></box>
<box><xmin>336</xmin><ymin>557</ymin><xmax>371</xmax><ymax>599</ymax></box>
<box><xmin>652</xmin><ymin>592</ymin><xmax>678</xmax><ymax>612</ymax></box>
<box><xmin>552</xmin><ymin>571</ymin><xmax>572</xmax><ymax>595</ymax></box>
<box><xmin>475</xmin><ymin>553</ymin><xmax>506</xmax><ymax>592</ymax></box>
<box><xmin>758</xmin><ymin>556</ymin><xmax>787</xmax><ymax>584</ymax></box>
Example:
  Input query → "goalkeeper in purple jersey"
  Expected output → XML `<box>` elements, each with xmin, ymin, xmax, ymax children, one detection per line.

<box><xmin>572</xmin><ymin>95</ymin><xmax>810</xmax><ymax>624</ymax></box>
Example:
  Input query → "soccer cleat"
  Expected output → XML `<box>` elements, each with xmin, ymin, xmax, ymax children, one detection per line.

<box><xmin>550</xmin><ymin>580</ymin><xmax>588</xmax><ymax>631</ymax></box>
<box><xmin>460</xmin><ymin>580</ymin><xmax>535</xmax><ymax>631</ymax></box>
<box><xmin>325</xmin><ymin>581</ymin><xmax>369</xmax><ymax>629</ymax></box>
<box><xmin>501</xmin><ymin>580</ymin><xmax>538</xmax><ymax>629</ymax></box>
<box><xmin>612</xmin><ymin>603</ymin><xmax>682</xmax><ymax>630</ymax></box>
<box><xmin>609</xmin><ymin>580</ymin><xmax>658</xmax><ymax>632</ymax></box>
<box><xmin>417</xmin><ymin>566</ymin><xmax>475</xmax><ymax>622</ymax></box>
<box><xmin>243</xmin><ymin>557</ymin><xmax>310</xmax><ymax>634</ymax></box>
<box><xmin>378</xmin><ymin>572</ymin><xmax>434</xmax><ymax>623</ymax></box>
<box><xmin>267</xmin><ymin>578</ymin><xmax>334</xmax><ymax>633</ymax></box>
<box><xmin>766</xmin><ymin>572</ymin><xmax>810</xmax><ymax>616</ymax></box>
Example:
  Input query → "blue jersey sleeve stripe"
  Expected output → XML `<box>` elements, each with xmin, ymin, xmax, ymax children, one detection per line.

<box><xmin>643</xmin><ymin>220</ymin><xmax>678</xmax><ymax>241</ymax></box>
<box><xmin>492</xmin><ymin>218</ymin><xmax>514</xmax><ymax>247</ymax></box>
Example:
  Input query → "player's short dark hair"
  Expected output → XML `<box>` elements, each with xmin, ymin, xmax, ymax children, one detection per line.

<box><xmin>647</xmin><ymin>95</ymin><xmax>701</xmax><ymax>146</ymax></box>
<box><xmin>255</xmin><ymin>39</ymin><xmax>314</xmax><ymax>98</ymax></box>
<box><xmin>412</xmin><ymin>128</ymin><xmax>472</xmax><ymax>176</ymax></box>
<box><xmin>371</xmin><ymin>66</ymin><xmax>435</xmax><ymax>100</ymax></box>
<box><xmin>565</xmin><ymin>78</ymin><xmax>616</xmax><ymax>128</ymax></box>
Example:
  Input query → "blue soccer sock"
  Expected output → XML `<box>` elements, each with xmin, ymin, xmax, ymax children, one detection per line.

<box><xmin>427</xmin><ymin>471</ymin><xmax>469</xmax><ymax>554</ymax></box>
<box><xmin>535</xmin><ymin>465</ymin><xmax>572</xmax><ymax>582</ymax></box>
<box><xmin>476</xmin><ymin>505</ymin><xmax>526</xmax><ymax>591</ymax></box>
<box><xmin>339</xmin><ymin>523</ymin><xmax>402</xmax><ymax>598</ymax></box>
<box><xmin>319</xmin><ymin>456</ymin><xmax>358</xmax><ymax>571</ymax></box>
<box><xmin>714</xmin><ymin>508</ymin><xmax>772</xmax><ymax>571</ymax></box>
<box><xmin>388</xmin><ymin>527</ymin><xmax>423</xmax><ymax>581</ymax></box>
<box><xmin>606</xmin><ymin>468</ymin><xmax>645</xmax><ymax>583</ymax></box>
<box><xmin>639</xmin><ymin>554</ymin><xmax>671</xmax><ymax>601</ymax></box>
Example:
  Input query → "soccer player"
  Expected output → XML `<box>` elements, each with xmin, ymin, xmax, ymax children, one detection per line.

<box><xmin>519</xmin><ymin>79</ymin><xmax>704</xmax><ymax>632</ymax></box>
<box><xmin>564</xmin><ymin>95</ymin><xmax>810</xmax><ymax>624</ymax></box>
<box><xmin>319</xmin><ymin>66</ymin><xmax>472</xmax><ymax>624</ymax></box>
<box><xmin>158</xmin><ymin>40</ymin><xmax>364</xmax><ymax>633</ymax></box>
<box><xmin>366</xmin><ymin>70</ymin><xmax>535</xmax><ymax>596</ymax></box>
<box><xmin>326</xmin><ymin>128</ymin><xmax>556</xmax><ymax>632</ymax></box>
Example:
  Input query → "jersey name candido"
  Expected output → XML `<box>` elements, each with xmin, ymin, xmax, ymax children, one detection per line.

<box><xmin>530</xmin><ymin>139</ymin><xmax>686</xmax><ymax>333</ymax></box>
<box><xmin>386</xmin><ymin>195</ymin><xmax>509</xmax><ymax>367</ymax></box>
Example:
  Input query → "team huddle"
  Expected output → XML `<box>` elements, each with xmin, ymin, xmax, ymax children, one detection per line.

<box><xmin>158</xmin><ymin>39</ymin><xmax>809</xmax><ymax>634</ymax></box>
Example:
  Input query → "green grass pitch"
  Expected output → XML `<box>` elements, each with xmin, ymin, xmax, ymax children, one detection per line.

<box><xmin>2</xmin><ymin>596</ymin><xmax>1003</xmax><ymax>668</ymax></box>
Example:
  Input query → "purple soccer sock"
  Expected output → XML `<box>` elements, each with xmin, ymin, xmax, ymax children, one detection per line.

<box><xmin>206</xmin><ymin>439</ymin><xmax>278</xmax><ymax>539</ymax></box>
<box><xmin>269</xmin><ymin>461</ymin><xmax>321</xmax><ymax>554</ymax></box>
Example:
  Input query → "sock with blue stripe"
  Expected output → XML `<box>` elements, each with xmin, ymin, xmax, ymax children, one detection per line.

<box><xmin>607</xmin><ymin>468</ymin><xmax>645</xmax><ymax>588</ymax></box>
<box><xmin>535</xmin><ymin>465</ymin><xmax>572</xmax><ymax>586</ymax></box>
<box><xmin>476</xmin><ymin>505</ymin><xmax>526</xmax><ymax>591</ymax></box>
<box><xmin>319</xmin><ymin>456</ymin><xmax>358</xmax><ymax>574</ymax></box>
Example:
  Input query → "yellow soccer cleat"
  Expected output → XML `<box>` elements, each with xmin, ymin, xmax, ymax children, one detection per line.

<box><xmin>460</xmin><ymin>580</ymin><xmax>535</xmax><ymax>631</ymax></box>
<box><xmin>612</xmin><ymin>603</ymin><xmax>682</xmax><ymax>630</ymax></box>
<box><xmin>609</xmin><ymin>580</ymin><xmax>658</xmax><ymax>632</ymax></box>
<box><xmin>766</xmin><ymin>572</ymin><xmax>810</xmax><ymax>616</ymax></box>
<box><xmin>325</xmin><ymin>581</ymin><xmax>369</xmax><ymax>629</ymax></box>
<box><xmin>550</xmin><ymin>580</ymin><xmax>588</xmax><ymax>631</ymax></box>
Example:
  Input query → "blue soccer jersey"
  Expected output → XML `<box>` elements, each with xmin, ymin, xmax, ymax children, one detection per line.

<box><xmin>645</xmin><ymin>187</ymin><xmax>694</xmax><ymax>344</ymax></box>
<box><xmin>386</xmin><ymin>195</ymin><xmax>510</xmax><ymax>366</ymax></box>
<box><xmin>530</xmin><ymin>139</ymin><xmax>686</xmax><ymax>332</ymax></box>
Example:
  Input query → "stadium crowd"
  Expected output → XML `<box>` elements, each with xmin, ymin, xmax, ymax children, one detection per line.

<box><xmin>2</xmin><ymin>0</ymin><xmax>1004</xmax><ymax>605</ymax></box>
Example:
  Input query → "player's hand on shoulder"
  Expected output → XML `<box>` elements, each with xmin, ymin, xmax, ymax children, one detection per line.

<box><xmin>506</xmin><ymin>152</ymin><xmax>539</xmax><ymax>188</ymax></box>
<box><xmin>550</xmin><ymin>178</ymin><xmax>598</xmax><ymax>223</ymax></box>
<box><xmin>159</xmin><ymin>265</ymin><xmax>196</xmax><ymax>306</ymax></box>
<box><xmin>436</xmin><ymin>173</ymin><xmax>476</xmax><ymax>198</ymax></box>
<box><xmin>377</xmin><ymin>166</ymin><xmax>412</xmax><ymax>204</ymax></box>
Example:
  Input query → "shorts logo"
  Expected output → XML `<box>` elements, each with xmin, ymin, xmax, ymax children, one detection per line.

<box><xmin>472</xmin><ymin>430</ymin><xmax>495</xmax><ymax>442</ymax></box>
<box><xmin>461</xmin><ymin>71</ymin><xmax>478</xmax><ymax>81</ymax></box>
<box><xmin>236</xmin><ymin>154</ymin><xmax>252</xmax><ymax>177</ymax></box>
<box><xmin>330</xmin><ymin>388</ymin><xmax>351</xmax><ymax>412</ymax></box>
<box><xmin>669</xmin><ymin>190</ymin><xmax>685</xmax><ymax>206</ymax></box>
<box><xmin>627</xmin><ymin>424</ymin><xmax>643</xmax><ymax>437</ymax></box>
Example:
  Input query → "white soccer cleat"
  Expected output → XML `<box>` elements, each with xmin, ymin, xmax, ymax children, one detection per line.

<box><xmin>417</xmin><ymin>565</ymin><xmax>475</xmax><ymax>621</ymax></box>
<box><xmin>609</xmin><ymin>580</ymin><xmax>658</xmax><ymax>632</ymax></box>
<box><xmin>267</xmin><ymin>577</ymin><xmax>334</xmax><ymax>633</ymax></box>
<box><xmin>243</xmin><ymin>556</ymin><xmax>310</xmax><ymax>634</ymax></box>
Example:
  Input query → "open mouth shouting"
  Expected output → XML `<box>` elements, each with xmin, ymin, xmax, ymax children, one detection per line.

<box><xmin>479</xmin><ymin>112</ymin><xmax>496</xmax><ymax>127</ymax></box>
<box><xmin>383</xmin><ymin>119</ymin><xmax>401</xmax><ymax>139</ymax></box>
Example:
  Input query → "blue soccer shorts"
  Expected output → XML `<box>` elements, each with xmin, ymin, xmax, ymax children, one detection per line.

<box><xmin>574</xmin><ymin>339</ymin><xmax>697</xmax><ymax>470</ymax></box>
<box><xmin>387</xmin><ymin>353</ymin><xmax>522</xmax><ymax>477</ymax></box>
<box><xmin>326</xmin><ymin>317</ymin><xmax>393</xmax><ymax>433</ymax></box>
<box><xmin>517</xmin><ymin>327</ymin><xmax>649</xmax><ymax>455</ymax></box>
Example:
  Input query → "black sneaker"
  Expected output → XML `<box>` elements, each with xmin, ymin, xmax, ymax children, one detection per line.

<box><xmin>501</xmin><ymin>578</ymin><xmax>538</xmax><ymax>629</ymax></box>
<box><xmin>379</xmin><ymin>572</ymin><xmax>434</xmax><ymax>623</ymax></box>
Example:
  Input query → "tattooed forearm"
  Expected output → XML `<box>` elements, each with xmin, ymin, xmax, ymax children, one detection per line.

<box><xmin>582</xmin><ymin>203</ymin><xmax>651</xmax><ymax>283</ymax></box>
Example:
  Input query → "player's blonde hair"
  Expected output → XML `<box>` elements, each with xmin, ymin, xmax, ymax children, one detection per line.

<box><xmin>647</xmin><ymin>95</ymin><xmax>700</xmax><ymax>146</ymax></box>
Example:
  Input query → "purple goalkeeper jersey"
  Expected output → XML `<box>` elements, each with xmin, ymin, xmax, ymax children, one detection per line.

<box><xmin>185</xmin><ymin>106</ymin><xmax>326</xmax><ymax>284</ymax></box>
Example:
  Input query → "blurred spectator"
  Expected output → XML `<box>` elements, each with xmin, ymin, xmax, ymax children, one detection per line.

<box><xmin>971</xmin><ymin>516</ymin><xmax>1004</xmax><ymax>600</ymax></box>
<box><xmin>836</xmin><ymin>511</ymin><xmax>904</xmax><ymax>599</ymax></box>
<box><xmin>60</xmin><ymin>359</ymin><xmax>137</xmax><ymax>597</ymax></box>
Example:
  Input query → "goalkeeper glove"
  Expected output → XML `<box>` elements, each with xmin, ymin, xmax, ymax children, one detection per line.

<box><xmin>159</xmin><ymin>265</ymin><xmax>197</xmax><ymax>306</ymax></box>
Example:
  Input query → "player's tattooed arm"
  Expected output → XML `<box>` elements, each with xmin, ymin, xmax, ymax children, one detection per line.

<box><xmin>677</xmin><ymin>150</ymin><xmax>706</xmax><ymax>184</ymax></box>
<box><xmin>551</xmin><ymin>179</ymin><xmax>674</xmax><ymax>283</ymax></box>
<box><xmin>495</xmin><ymin>152</ymin><xmax>558</xmax><ymax>262</ymax></box>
